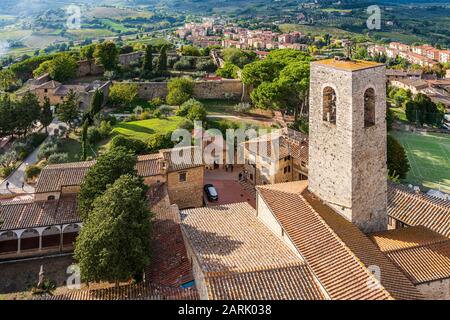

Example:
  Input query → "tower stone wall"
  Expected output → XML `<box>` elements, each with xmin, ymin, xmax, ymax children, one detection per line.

<box><xmin>308</xmin><ymin>59</ymin><xmax>387</xmax><ymax>233</ymax></box>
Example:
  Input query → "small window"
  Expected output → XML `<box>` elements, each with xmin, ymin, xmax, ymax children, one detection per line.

<box><xmin>364</xmin><ymin>88</ymin><xmax>376</xmax><ymax>127</ymax></box>
<box><xmin>179</xmin><ymin>172</ymin><xmax>187</xmax><ymax>182</ymax></box>
<box><xmin>44</xmin><ymin>89</ymin><xmax>48</xmax><ymax>93</ymax></box>
<box><xmin>323</xmin><ymin>87</ymin><xmax>337</xmax><ymax>124</ymax></box>
<box><xmin>47</xmin><ymin>195</ymin><xmax>55</xmax><ymax>200</ymax></box>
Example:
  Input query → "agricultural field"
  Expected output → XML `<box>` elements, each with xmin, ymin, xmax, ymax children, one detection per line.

<box><xmin>111</xmin><ymin>116</ymin><xmax>184</xmax><ymax>142</ymax></box>
<box><xmin>392</xmin><ymin>131</ymin><xmax>450</xmax><ymax>194</ymax></box>
<box><xmin>279</xmin><ymin>24</ymin><xmax>359</xmax><ymax>38</ymax></box>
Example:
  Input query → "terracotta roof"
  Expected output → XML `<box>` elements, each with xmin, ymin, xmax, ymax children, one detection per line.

<box><xmin>35</xmin><ymin>283</ymin><xmax>198</xmax><ymax>300</ymax></box>
<box><xmin>369</xmin><ymin>227</ymin><xmax>450</xmax><ymax>284</ymax></box>
<box><xmin>37</xmin><ymin>80</ymin><xmax>61</xmax><ymax>89</ymax></box>
<box><xmin>387</xmin><ymin>182</ymin><xmax>450</xmax><ymax>237</ymax></box>
<box><xmin>161</xmin><ymin>146</ymin><xmax>203</xmax><ymax>172</ymax></box>
<box><xmin>145</xmin><ymin>184</ymin><xmax>194</xmax><ymax>287</ymax></box>
<box><xmin>36</xmin><ymin>155</ymin><xmax>163</xmax><ymax>193</ymax></box>
<box><xmin>181</xmin><ymin>202</ymin><xmax>327</xmax><ymax>300</ymax></box>
<box><xmin>257</xmin><ymin>181</ymin><xmax>423</xmax><ymax>300</ymax></box>
<box><xmin>0</xmin><ymin>196</ymin><xmax>79</xmax><ymax>231</ymax></box>
<box><xmin>313</xmin><ymin>59</ymin><xmax>383</xmax><ymax>72</ymax></box>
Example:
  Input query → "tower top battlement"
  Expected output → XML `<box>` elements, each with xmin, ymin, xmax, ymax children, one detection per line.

<box><xmin>312</xmin><ymin>58</ymin><xmax>383</xmax><ymax>72</ymax></box>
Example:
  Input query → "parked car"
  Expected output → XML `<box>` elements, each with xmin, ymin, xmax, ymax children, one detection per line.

<box><xmin>204</xmin><ymin>184</ymin><xmax>218</xmax><ymax>201</ymax></box>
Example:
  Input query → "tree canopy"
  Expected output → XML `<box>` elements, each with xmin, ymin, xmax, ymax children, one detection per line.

<box><xmin>75</xmin><ymin>174</ymin><xmax>152</xmax><ymax>283</ymax></box>
<box><xmin>77</xmin><ymin>147</ymin><xmax>137</xmax><ymax>220</ymax></box>
<box><xmin>56</xmin><ymin>90</ymin><xmax>79</xmax><ymax>130</ymax></box>
<box><xmin>94</xmin><ymin>42</ymin><xmax>119</xmax><ymax>71</ymax></box>
<box><xmin>387</xmin><ymin>135</ymin><xmax>410</xmax><ymax>180</ymax></box>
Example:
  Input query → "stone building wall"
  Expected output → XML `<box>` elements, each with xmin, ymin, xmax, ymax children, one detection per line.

<box><xmin>76</xmin><ymin>60</ymin><xmax>104</xmax><ymax>78</ymax></box>
<box><xmin>61</xmin><ymin>186</ymin><xmax>80</xmax><ymax>194</ymax></box>
<box><xmin>308</xmin><ymin>62</ymin><xmax>387</xmax><ymax>233</ymax></box>
<box><xmin>167</xmin><ymin>166</ymin><xmax>204</xmax><ymax>209</ymax></box>
<box><xmin>123</xmin><ymin>79</ymin><xmax>245</xmax><ymax>101</ymax></box>
<box><xmin>416</xmin><ymin>279</ymin><xmax>450</xmax><ymax>300</ymax></box>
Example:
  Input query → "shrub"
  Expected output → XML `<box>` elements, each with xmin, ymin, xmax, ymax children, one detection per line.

<box><xmin>176</xmin><ymin>98</ymin><xmax>203</xmax><ymax>117</ymax></box>
<box><xmin>25</xmin><ymin>164</ymin><xmax>42</xmax><ymax>180</ymax></box>
<box><xmin>98</xmin><ymin>121</ymin><xmax>112</xmax><ymax>138</ymax></box>
<box><xmin>177</xmin><ymin>119</ymin><xmax>194</xmax><ymax>131</ymax></box>
<box><xmin>47</xmin><ymin>153</ymin><xmax>69</xmax><ymax>164</ymax></box>
<box><xmin>37</xmin><ymin>140</ymin><xmax>58</xmax><ymax>160</ymax></box>
<box><xmin>166</xmin><ymin>77</ymin><xmax>194</xmax><ymax>106</ymax></box>
<box><xmin>140</xmin><ymin>111</ymin><xmax>151</xmax><ymax>120</ymax></box>
<box><xmin>233</xmin><ymin>102</ymin><xmax>252</xmax><ymax>113</ymax></box>
<box><xmin>173</xmin><ymin>59</ymin><xmax>192</xmax><ymax>71</ymax></box>
<box><xmin>158</xmin><ymin>105</ymin><xmax>172</xmax><ymax>117</ymax></box>
<box><xmin>150</xmin><ymin>97</ymin><xmax>164</xmax><ymax>107</ymax></box>
<box><xmin>87</xmin><ymin>127</ymin><xmax>101</xmax><ymax>144</ymax></box>
<box><xmin>1</xmin><ymin>166</ymin><xmax>15</xmax><ymax>178</ymax></box>
<box><xmin>153</xmin><ymin>109</ymin><xmax>162</xmax><ymax>119</ymax></box>
<box><xmin>148</xmin><ymin>132</ymin><xmax>174</xmax><ymax>152</ymax></box>
<box><xmin>196</xmin><ymin>60</ymin><xmax>216</xmax><ymax>72</ymax></box>
<box><xmin>110</xmin><ymin>135</ymin><xmax>148</xmax><ymax>155</ymax></box>
<box><xmin>187</xmin><ymin>104</ymin><xmax>207</xmax><ymax>122</ymax></box>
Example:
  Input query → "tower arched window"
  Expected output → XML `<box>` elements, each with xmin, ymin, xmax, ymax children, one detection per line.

<box><xmin>364</xmin><ymin>88</ymin><xmax>376</xmax><ymax>127</ymax></box>
<box><xmin>323</xmin><ymin>87</ymin><xmax>337</xmax><ymax>124</ymax></box>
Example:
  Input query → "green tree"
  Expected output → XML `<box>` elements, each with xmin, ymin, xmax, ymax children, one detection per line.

<box><xmin>56</xmin><ymin>90</ymin><xmax>79</xmax><ymax>130</ymax></box>
<box><xmin>405</xmin><ymin>93</ymin><xmax>443</xmax><ymax>127</ymax></box>
<box><xmin>16</xmin><ymin>92</ymin><xmax>41</xmax><ymax>137</ymax></box>
<box><xmin>157</xmin><ymin>45</ymin><xmax>168</xmax><ymax>73</ymax></box>
<box><xmin>216</xmin><ymin>62</ymin><xmax>239</xmax><ymax>79</ymax></box>
<box><xmin>77</xmin><ymin>147</ymin><xmax>137</xmax><ymax>220</ymax></box>
<box><xmin>148</xmin><ymin>132</ymin><xmax>173</xmax><ymax>152</ymax></box>
<box><xmin>187</xmin><ymin>103</ymin><xmax>207</xmax><ymax>122</ymax></box>
<box><xmin>110</xmin><ymin>135</ymin><xmax>148</xmax><ymax>155</ymax></box>
<box><xmin>75</xmin><ymin>174</ymin><xmax>152</xmax><ymax>284</ymax></box>
<box><xmin>387</xmin><ymin>135</ymin><xmax>410</xmax><ymax>180</ymax></box>
<box><xmin>81</xmin><ymin>120</ymin><xmax>89</xmax><ymax>161</ymax></box>
<box><xmin>109</xmin><ymin>83</ymin><xmax>138</xmax><ymax>108</ymax></box>
<box><xmin>222</xmin><ymin>48</ymin><xmax>256</xmax><ymax>68</ymax></box>
<box><xmin>80</xmin><ymin>44</ymin><xmax>96</xmax><ymax>60</ymax></box>
<box><xmin>0</xmin><ymin>69</ymin><xmax>18</xmax><ymax>92</ymax></box>
<box><xmin>242</xmin><ymin>59</ymin><xmax>283</xmax><ymax>87</ymax></box>
<box><xmin>40</xmin><ymin>96</ymin><xmax>53</xmax><ymax>134</ymax></box>
<box><xmin>141</xmin><ymin>45</ymin><xmax>153</xmax><ymax>78</ymax></box>
<box><xmin>48</xmin><ymin>53</ymin><xmax>77</xmax><ymax>82</ymax></box>
<box><xmin>166</xmin><ymin>77</ymin><xmax>194</xmax><ymax>106</ymax></box>
<box><xmin>94</xmin><ymin>42</ymin><xmax>118</xmax><ymax>71</ymax></box>
<box><xmin>88</xmin><ymin>89</ymin><xmax>104</xmax><ymax>119</ymax></box>
<box><xmin>181</xmin><ymin>45</ymin><xmax>200</xmax><ymax>56</ymax></box>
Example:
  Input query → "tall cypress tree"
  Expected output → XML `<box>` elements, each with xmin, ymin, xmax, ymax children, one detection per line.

<box><xmin>40</xmin><ymin>96</ymin><xmax>53</xmax><ymax>134</ymax></box>
<box><xmin>141</xmin><ymin>45</ymin><xmax>153</xmax><ymax>79</ymax></box>
<box><xmin>157</xmin><ymin>45</ymin><xmax>167</xmax><ymax>74</ymax></box>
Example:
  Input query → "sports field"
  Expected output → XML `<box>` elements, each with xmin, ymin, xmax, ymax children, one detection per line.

<box><xmin>392</xmin><ymin>131</ymin><xmax>450</xmax><ymax>193</ymax></box>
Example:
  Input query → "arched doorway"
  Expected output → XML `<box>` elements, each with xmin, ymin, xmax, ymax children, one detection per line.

<box><xmin>0</xmin><ymin>231</ymin><xmax>18</xmax><ymax>254</ymax></box>
<box><xmin>20</xmin><ymin>229</ymin><xmax>40</xmax><ymax>251</ymax></box>
<box><xmin>41</xmin><ymin>226</ymin><xmax>61</xmax><ymax>249</ymax></box>
<box><xmin>62</xmin><ymin>224</ymin><xmax>80</xmax><ymax>248</ymax></box>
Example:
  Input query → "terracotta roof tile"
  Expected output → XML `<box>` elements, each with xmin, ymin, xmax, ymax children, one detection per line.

<box><xmin>35</xmin><ymin>283</ymin><xmax>198</xmax><ymax>300</ymax></box>
<box><xmin>370</xmin><ymin>226</ymin><xmax>450</xmax><ymax>284</ymax></box>
<box><xmin>0</xmin><ymin>197</ymin><xmax>80</xmax><ymax>231</ymax></box>
<box><xmin>387</xmin><ymin>182</ymin><xmax>450</xmax><ymax>237</ymax></box>
<box><xmin>181</xmin><ymin>202</ymin><xmax>326</xmax><ymax>300</ymax></box>
<box><xmin>257</xmin><ymin>181</ymin><xmax>423</xmax><ymax>300</ymax></box>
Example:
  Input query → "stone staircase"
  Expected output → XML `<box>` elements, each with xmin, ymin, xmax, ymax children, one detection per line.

<box><xmin>239</xmin><ymin>180</ymin><xmax>257</xmax><ymax>199</ymax></box>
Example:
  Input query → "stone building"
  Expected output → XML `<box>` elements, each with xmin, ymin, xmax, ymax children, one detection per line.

<box><xmin>180</xmin><ymin>58</ymin><xmax>449</xmax><ymax>300</ymax></box>
<box><xmin>243</xmin><ymin>128</ymin><xmax>308</xmax><ymax>186</ymax></box>
<box><xmin>0</xmin><ymin>147</ymin><xmax>204</xmax><ymax>260</ymax></box>
<box><xmin>17</xmin><ymin>78</ymin><xmax>111</xmax><ymax>110</ymax></box>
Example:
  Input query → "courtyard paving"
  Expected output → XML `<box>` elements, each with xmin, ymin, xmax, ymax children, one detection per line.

<box><xmin>204</xmin><ymin>166</ymin><xmax>256</xmax><ymax>208</ymax></box>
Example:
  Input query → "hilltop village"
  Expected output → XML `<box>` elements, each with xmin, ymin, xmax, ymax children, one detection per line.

<box><xmin>0</xmin><ymin>16</ymin><xmax>449</xmax><ymax>301</ymax></box>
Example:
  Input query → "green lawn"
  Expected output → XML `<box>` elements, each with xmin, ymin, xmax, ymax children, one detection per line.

<box><xmin>111</xmin><ymin>116</ymin><xmax>184</xmax><ymax>142</ymax></box>
<box><xmin>201</xmin><ymin>99</ymin><xmax>238</xmax><ymax>115</ymax></box>
<box><xmin>392</xmin><ymin>131</ymin><xmax>450</xmax><ymax>193</ymax></box>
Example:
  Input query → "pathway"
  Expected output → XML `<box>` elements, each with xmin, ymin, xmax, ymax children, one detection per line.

<box><xmin>0</xmin><ymin>119</ymin><xmax>67</xmax><ymax>197</ymax></box>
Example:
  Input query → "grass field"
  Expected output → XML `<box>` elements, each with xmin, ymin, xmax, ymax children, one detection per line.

<box><xmin>111</xmin><ymin>116</ymin><xmax>184</xmax><ymax>142</ymax></box>
<box><xmin>392</xmin><ymin>131</ymin><xmax>450</xmax><ymax>193</ymax></box>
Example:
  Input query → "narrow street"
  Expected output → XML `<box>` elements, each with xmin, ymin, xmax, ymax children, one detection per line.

<box><xmin>0</xmin><ymin>119</ymin><xmax>67</xmax><ymax>197</ymax></box>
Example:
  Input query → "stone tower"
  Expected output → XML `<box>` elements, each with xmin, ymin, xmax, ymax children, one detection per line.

<box><xmin>308</xmin><ymin>58</ymin><xmax>387</xmax><ymax>233</ymax></box>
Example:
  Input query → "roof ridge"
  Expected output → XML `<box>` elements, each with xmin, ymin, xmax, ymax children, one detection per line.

<box><xmin>387</xmin><ymin>238</ymin><xmax>450</xmax><ymax>254</ymax></box>
<box><xmin>296</xmin><ymin>192</ymin><xmax>394</xmax><ymax>300</ymax></box>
